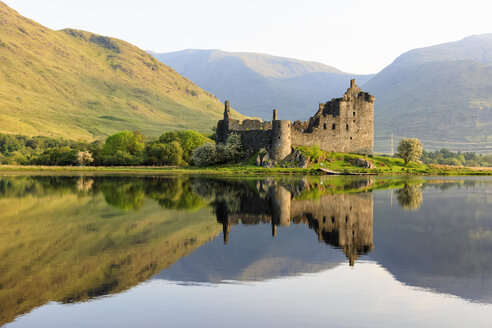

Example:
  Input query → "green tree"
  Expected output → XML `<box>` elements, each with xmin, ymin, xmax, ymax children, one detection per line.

<box><xmin>102</xmin><ymin>131</ymin><xmax>144</xmax><ymax>166</ymax></box>
<box><xmin>144</xmin><ymin>141</ymin><xmax>184</xmax><ymax>166</ymax></box>
<box><xmin>396</xmin><ymin>138</ymin><xmax>423</xmax><ymax>165</ymax></box>
<box><xmin>34</xmin><ymin>147</ymin><xmax>78</xmax><ymax>166</ymax></box>
<box><xmin>159</xmin><ymin>130</ymin><xmax>211</xmax><ymax>163</ymax></box>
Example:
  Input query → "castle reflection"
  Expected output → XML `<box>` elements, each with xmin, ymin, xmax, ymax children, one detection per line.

<box><xmin>213</xmin><ymin>178</ymin><xmax>374</xmax><ymax>266</ymax></box>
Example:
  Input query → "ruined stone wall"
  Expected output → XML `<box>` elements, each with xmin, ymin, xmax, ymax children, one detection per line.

<box><xmin>291</xmin><ymin>82</ymin><xmax>374</xmax><ymax>155</ymax></box>
<box><xmin>217</xmin><ymin>119</ymin><xmax>272</xmax><ymax>152</ymax></box>
<box><xmin>216</xmin><ymin>80</ymin><xmax>374</xmax><ymax>158</ymax></box>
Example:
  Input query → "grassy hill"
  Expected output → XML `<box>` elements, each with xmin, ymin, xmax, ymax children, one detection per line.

<box><xmin>364</xmin><ymin>35</ymin><xmax>492</xmax><ymax>153</ymax></box>
<box><xmin>150</xmin><ymin>49</ymin><xmax>374</xmax><ymax>121</ymax></box>
<box><xmin>0</xmin><ymin>2</ymin><xmax>245</xmax><ymax>141</ymax></box>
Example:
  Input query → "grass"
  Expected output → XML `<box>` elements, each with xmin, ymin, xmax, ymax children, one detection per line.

<box><xmin>0</xmin><ymin>3</ymin><xmax>246</xmax><ymax>141</ymax></box>
<box><xmin>1</xmin><ymin>150</ymin><xmax>491</xmax><ymax>176</ymax></box>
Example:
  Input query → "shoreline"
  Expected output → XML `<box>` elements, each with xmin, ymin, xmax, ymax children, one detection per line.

<box><xmin>0</xmin><ymin>165</ymin><xmax>491</xmax><ymax>176</ymax></box>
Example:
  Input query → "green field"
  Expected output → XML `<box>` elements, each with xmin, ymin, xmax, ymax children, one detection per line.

<box><xmin>1</xmin><ymin>151</ymin><xmax>491</xmax><ymax>176</ymax></box>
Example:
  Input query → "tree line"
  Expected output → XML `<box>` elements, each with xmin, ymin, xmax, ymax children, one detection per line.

<box><xmin>1</xmin><ymin>131</ymin><xmax>490</xmax><ymax>167</ymax></box>
<box><xmin>395</xmin><ymin>138</ymin><xmax>492</xmax><ymax>167</ymax></box>
<box><xmin>0</xmin><ymin>130</ymin><xmax>245</xmax><ymax>167</ymax></box>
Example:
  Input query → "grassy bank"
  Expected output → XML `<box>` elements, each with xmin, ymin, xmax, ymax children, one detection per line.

<box><xmin>1</xmin><ymin>152</ymin><xmax>491</xmax><ymax>176</ymax></box>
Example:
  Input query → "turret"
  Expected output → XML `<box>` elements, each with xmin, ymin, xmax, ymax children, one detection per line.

<box><xmin>223</xmin><ymin>100</ymin><xmax>231</xmax><ymax>120</ymax></box>
<box><xmin>269</xmin><ymin>109</ymin><xmax>292</xmax><ymax>161</ymax></box>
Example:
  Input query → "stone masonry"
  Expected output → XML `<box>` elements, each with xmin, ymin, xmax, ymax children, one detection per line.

<box><xmin>216</xmin><ymin>80</ymin><xmax>375</xmax><ymax>160</ymax></box>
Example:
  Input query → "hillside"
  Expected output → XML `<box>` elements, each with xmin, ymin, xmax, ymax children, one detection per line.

<box><xmin>151</xmin><ymin>49</ymin><xmax>374</xmax><ymax>121</ymax></box>
<box><xmin>364</xmin><ymin>35</ymin><xmax>492</xmax><ymax>152</ymax></box>
<box><xmin>0</xmin><ymin>2</ymin><xmax>245</xmax><ymax>141</ymax></box>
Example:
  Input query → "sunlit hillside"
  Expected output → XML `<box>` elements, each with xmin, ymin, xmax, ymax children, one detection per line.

<box><xmin>0</xmin><ymin>2</ymin><xmax>245</xmax><ymax>140</ymax></box>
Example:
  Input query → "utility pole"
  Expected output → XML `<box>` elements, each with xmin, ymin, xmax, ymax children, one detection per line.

<box><xmin>390</xmin><ymin>131</ymin><xmax>394</xmax><ymax>155</ymax></box>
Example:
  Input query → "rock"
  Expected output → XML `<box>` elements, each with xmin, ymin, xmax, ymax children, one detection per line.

<box><xmin>299</xmin><ymin>157</ymin><xmax>310</xmax><ymax>168</ymax></box>
<box><xmin>355</xmin><ymin>158</ymin><xmax>375</xmax><ymax>169</ymax></box>
<box><xmin>262</xmin><ymin>159</ymin><xmax>276</xmax><ymax>168</ymax></box>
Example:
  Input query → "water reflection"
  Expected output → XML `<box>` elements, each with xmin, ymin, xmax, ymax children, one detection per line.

<box><xmin>395</xmin><ymin>181</ymin><xmax>423</xmax><ymax>210</ymax></box>
<box><xmin>0</xmin><ymin>175</ymin><xmax>490</xmax><ymax>326</ymax></box>
<box><xmin>212</xmin><ymin>179</ymin><xmax>374</xmax><ymax>266</ymax></box>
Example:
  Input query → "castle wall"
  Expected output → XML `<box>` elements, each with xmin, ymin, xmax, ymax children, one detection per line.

<box><xmin>291</xmin><ymin>91</ymin><xmax>374</xmax><ymax>155</ymax></box>
<box><xmin>216</xmin><ymin>80</ymin><xmax>374</xmax><ymax>158</ymax></box>
<box><xmin>217</xmin><ymin>118</ymin><xmax>272</xmax><ymax>151</ymax></box>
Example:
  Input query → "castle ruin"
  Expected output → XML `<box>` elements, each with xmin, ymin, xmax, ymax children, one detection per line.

<box><xmin>217</xmin><ymin>79</ymin><xmax>375</xmax><ymax>160</ymax></box>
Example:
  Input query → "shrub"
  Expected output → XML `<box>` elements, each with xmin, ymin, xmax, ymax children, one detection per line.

<box><xmin>144</xmin><ymin>141</ymin><xmax>184</xmax><ymax>166</ymax></box>
<box><xmin>192</xmin><ymin>143</ymin><xmax>217</xmax><ymax>167</ymax></box>
<box><xmin>103</xmin><ymin>150</ymin><xmax>142</xmax><ymax>166</ymax></box>
<box><xmin>77</xmin><ymin>151</ymin><xmax>94</xmax><ymax>166</ymax></box>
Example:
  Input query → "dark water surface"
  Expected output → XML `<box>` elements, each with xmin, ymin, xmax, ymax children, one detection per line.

<box><xmin>0</xmin><ymin>174</ymin><xmax>491</xmax><ymax>327</ymax></box>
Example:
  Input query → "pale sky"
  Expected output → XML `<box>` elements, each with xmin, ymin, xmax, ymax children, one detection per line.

<box><xmin>4</xmin><ymin>0</ymin><xmax>492</xmax><ymax>74</ymax></box>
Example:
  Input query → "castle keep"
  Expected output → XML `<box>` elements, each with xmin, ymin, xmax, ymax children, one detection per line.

<box><xmin>217</xmin><ymin>79</ymin><xmax>375</xmax><ymax>160</ymax></box>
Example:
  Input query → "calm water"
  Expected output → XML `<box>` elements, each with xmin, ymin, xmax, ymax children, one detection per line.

<box><xmin>0</xmin><ymin>174</ymin><xmax>491</xmax><ymax>327</ymax></box>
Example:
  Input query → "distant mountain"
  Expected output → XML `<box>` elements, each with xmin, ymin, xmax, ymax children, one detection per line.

<box><xmin>0</xmin><ymin>2</ymin><xmax>244</xmax><ymax>140</ymax></box>
<box><xmin>364</xmin><ymin>35</ymin><xmax>492</xmax><ymax>152</ymax></box>
<box><xmin>150</xmin><ymin>49</ymin><xmax>374</xmax><ymax>121</ymax></box>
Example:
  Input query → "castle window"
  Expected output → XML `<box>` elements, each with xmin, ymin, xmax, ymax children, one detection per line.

<box><xmin>323</xmin><ymin>216</ymin><xmax>326</xmax><ymax>223</ymax></box>
<box><xmin>353</xmin><ymin>112</ymin><xmax>356</xmax><ymax>116</ymax></box>
<box><xmin>323</xmin><ymin>123</ymin><xmax>327</xmax><ymax>130</ymax></box>
<box><xmin>346</xmin><ymin>216</ymin><xmax>349</xmax><ymax>223</ymax></box>
<box><xmin>331</xmin><ymin>216</ymin><xmax>335</xmax><ymax>223</ymax></box>
<box><xmin>332</xmin><ymin>124</ymin><xmax>336</xmax><ymax>130</ymax></box>
<box><xmin>350</xmin><ymin>136</ymin><xmax>353</xmax><ymax>140</ymax></box>
<box><xmin>346</xmin><ymin>124</ymin><xmax>349</xmax><ymax>131</ymax></box>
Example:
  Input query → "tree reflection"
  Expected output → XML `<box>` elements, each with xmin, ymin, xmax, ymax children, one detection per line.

<box><xmin>101</xmin><ymin>178</ymin><xmax>146</xmax><ymax>211</ymax></box>
<box><xmin>396</xmin><ymin>182</ymin><xmax>423</xmax><ymax>210</ymax></box>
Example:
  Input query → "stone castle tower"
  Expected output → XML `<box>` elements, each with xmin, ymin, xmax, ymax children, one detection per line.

<box><xmin>216</xmin><ymin>79</ymin><xmax>374</xmax><ymax>160</ymax></box>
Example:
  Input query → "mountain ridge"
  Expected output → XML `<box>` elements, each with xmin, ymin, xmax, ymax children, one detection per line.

<box><xmin>364</xmin><ymin>34</ymin><xmax>492</xmax><ymax>151</ymax></box>
<box><xmin>151</xmin><ymin>49</ymin><xmax>374</xmax><ymax>121</ymax></box>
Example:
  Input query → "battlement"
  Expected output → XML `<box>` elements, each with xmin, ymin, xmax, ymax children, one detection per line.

<box><xmin>216</xmin><ymin>80</ymin><xmax>374</xmax><ymax>160</ymax></box>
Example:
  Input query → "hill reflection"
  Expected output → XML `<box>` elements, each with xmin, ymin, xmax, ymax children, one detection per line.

<box><xmin>0</xmin><ymin>175</ymin><xmax>490</xmax><ymax>326</ymax></box>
